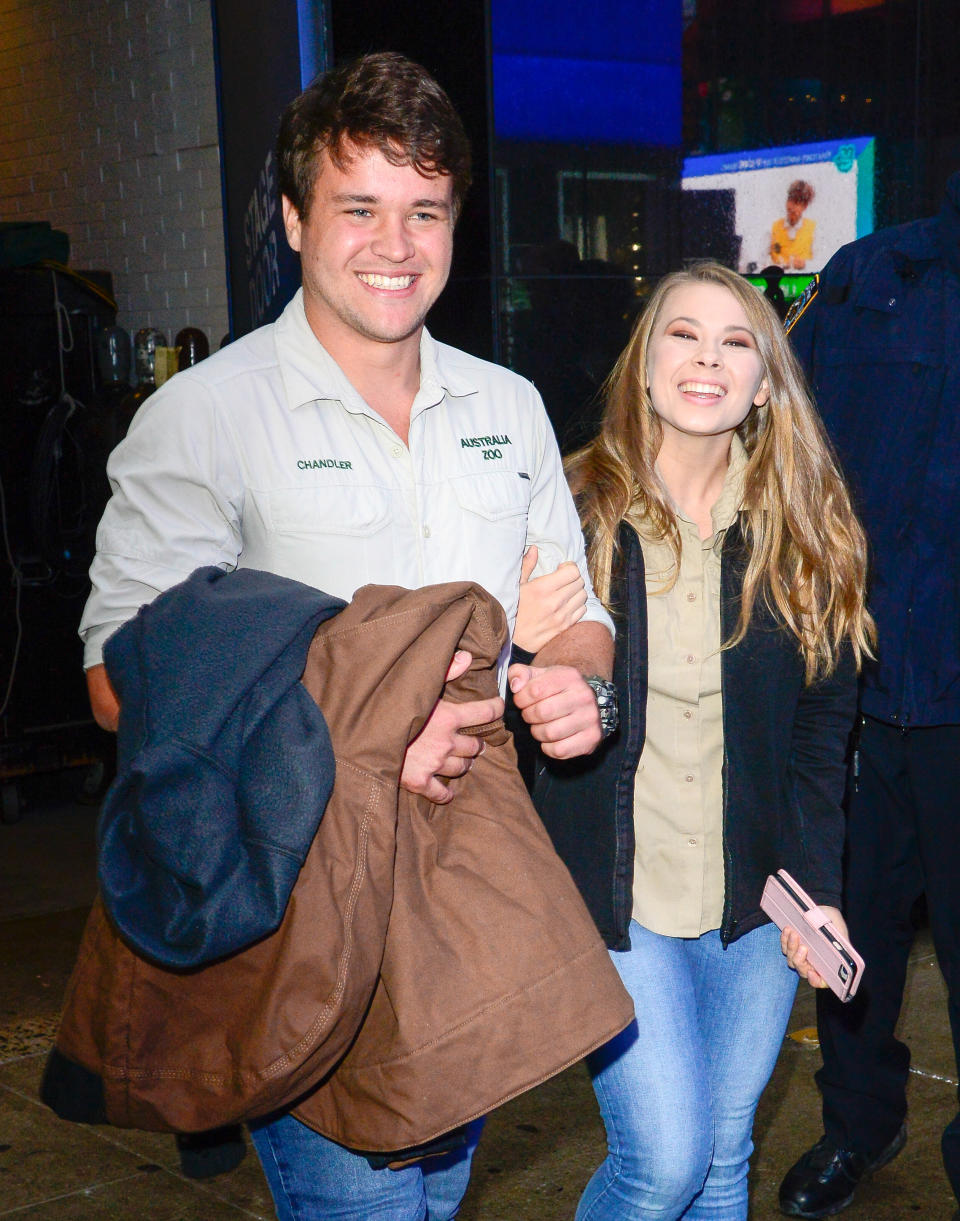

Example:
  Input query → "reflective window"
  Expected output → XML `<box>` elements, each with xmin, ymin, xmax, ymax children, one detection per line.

<box><xmin>490</xmin><ymin>0</ymin><xmax>960</xmax><ymax>448</ymax></box>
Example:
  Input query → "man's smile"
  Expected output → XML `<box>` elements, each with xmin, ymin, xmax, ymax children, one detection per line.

<box><xmin>357</xmin><ymin>272</ymin><xmax>418</xmax><ymax>290</ymax></box>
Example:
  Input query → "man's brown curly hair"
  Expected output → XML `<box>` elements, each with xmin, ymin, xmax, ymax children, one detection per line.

<box><xmin>277</xmin><ymin>52</ymin><xmax>472</xmax><ymax>221</ymax></box>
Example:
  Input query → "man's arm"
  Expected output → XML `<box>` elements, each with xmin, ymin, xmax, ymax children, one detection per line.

<box><xmin>80</xmin><ymin>374</ymin><xmax>245</xmax><ymax>671</ymax></box>
<box><xmin>508</xmin><ymin>619</ymin><xmax>613</xmax><ymax>760</ymax></box>
<box><xmin>506</xmin><ymin>380</ymin><xmax>615</xmax><ymax>759</ymax></box>
<box><xmin>86</xmin><ymin>664</ymin><xmax>120</xmax><ymax>733</ymax></box>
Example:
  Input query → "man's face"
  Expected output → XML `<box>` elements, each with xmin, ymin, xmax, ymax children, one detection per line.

<box><xmin>785</xmin><ymin>197</ymin><xmax>805</xmax><ymax>226</ymax></box>
<box><xmin>282</xmin><ymin>142</ymin><xmax>454</xmax><ymax>355</ymax></box>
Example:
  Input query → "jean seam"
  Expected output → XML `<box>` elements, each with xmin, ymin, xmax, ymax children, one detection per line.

<box><xmin>577</xmin><ymin>1070</ymin><xmax>624</xmax><ymax>1221</ymax></box>
<box><xmin>259</xmin><ymin>1123</ymin><xmax>305</xmax><ymax>1221</ymax></box>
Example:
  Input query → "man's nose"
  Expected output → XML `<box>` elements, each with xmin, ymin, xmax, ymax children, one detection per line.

<box><xmin>371</xmin><ymin>215</ymin><xmax>415</xmax><ymax>262</ymax></box>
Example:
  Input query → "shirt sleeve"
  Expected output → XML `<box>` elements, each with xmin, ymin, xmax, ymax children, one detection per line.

<box><xmin>79</xmin><ymin>373</ymin><xmax>246</xmax><ymax>668</ymax></box>
<box><xmin>521</xmin><ymin>380</ymin><xmax>615</xmax><ymax>639</ymax></box>
<box><xmin>790</xmin><ymin>645</ymin><xmax>858</xmax><ymax>907</ymax></box>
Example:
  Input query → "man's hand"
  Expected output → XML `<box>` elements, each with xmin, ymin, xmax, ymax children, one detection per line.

<box><xmin>512</xmin><ymin>545</ymin><xmax>587</xmax><ymax>654</ymax></box>
<box><xmin>780</xmin><ymin>904</ymin><xmax>848</xmax><ymax>989</ymax></box>
<box><xmin>507</xmin><ymin>663</ymin><xmax>602</xmax><ymax>760</ymax></box>
<box><xmin>400</xmin><ymin>650</ymin><xmax>505</xmax><ymax>805</ymax></box>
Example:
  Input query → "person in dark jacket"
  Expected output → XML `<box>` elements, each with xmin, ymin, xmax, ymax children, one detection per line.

<box><xmin>521</xmin><ymin>261</ymin><xmax>873</xmax><ymax>1220</ymax></box>
<box><xmin>778</xmin><ymin>173</ymin><xmax>960</xmax><ymax>1219</ymax></box>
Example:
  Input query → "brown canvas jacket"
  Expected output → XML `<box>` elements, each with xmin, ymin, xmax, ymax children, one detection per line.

<box><xmin>48</xmin><ymin>580</ymin><xmax>633</xmax><ymax>1151</ymax></box>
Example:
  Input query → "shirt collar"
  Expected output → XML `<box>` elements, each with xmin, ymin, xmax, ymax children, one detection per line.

<box><xmin>626</xmin><ymin>434</ymin><xmax>748</xmax><ymax>552</ymax></box>
<box><xmin>275</xmin><ymin>289</ymin><xmax>477</xmax><ymax>412</ymax></box>
<box><xmin>709</xmin><ymin>434</ymin><xmax>748</xmax><ymax>536</ymax></box>
<box><xmin>646</xmin><ymin>434</ymin><xmax>747</xmax><ymax>535</ymax></box>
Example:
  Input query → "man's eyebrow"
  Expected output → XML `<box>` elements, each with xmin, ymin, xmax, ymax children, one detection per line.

<box><xmin>329</xmin><ymin>192</ymin><xmax>451</xmax><ymax>211</ymax></box>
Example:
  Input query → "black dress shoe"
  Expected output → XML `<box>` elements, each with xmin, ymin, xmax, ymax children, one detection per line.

<box><xmin>176</xmin><ymin>1124</ymin><xmax>246</xmax><ymax>1179</ymax></box>
<box><xmin>778</xmin><ymin>1124</ymin><xmax>907</xmax><ymax>1218</ymax></box>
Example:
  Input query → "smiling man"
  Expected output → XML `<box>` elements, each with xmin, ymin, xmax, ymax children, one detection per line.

<box><xmin>78</xmin><ymin>52</ymin><xmax>615</xmax><ymax>1220</ymax></box>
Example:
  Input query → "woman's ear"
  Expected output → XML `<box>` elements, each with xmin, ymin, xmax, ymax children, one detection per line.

<box><xmin>754</xmin><ymin>377</ymin><xmax>771</xmax><ymax>407</ymax></box>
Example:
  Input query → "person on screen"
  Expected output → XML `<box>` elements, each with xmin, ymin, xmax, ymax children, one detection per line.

<box><xmin>770</xmin><ymin>179</ymin><xmax>816</xmax><ymax>270</ymax></box>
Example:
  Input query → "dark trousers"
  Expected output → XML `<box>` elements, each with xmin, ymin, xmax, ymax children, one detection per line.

<box><xmin>815</xmin><ymin>715</ymin><xmax>960</xmax><ymax>1200</ymax></box>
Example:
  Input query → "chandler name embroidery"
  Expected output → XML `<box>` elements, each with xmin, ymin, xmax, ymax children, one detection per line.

<box><xmin>297</xmin><ymin>458</ymin><xmax>353</xmax><ymax>470</ymax></box>
<box><xmin>460</xmin><ymin>434</ymin><xmax>511</xmax><ymax>461</ymax></box>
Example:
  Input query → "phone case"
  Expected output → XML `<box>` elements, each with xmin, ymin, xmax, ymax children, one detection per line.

<box><xmin>760</xmin><ymin>869</ymin><xmax>864</xmax><ymax>1003</ymax></box>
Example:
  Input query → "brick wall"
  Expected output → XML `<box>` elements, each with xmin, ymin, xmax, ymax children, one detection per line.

<box><xmin>0</xmin><ymin>0</ymin><xmax>229</xmax><ymax>349</ymax></box>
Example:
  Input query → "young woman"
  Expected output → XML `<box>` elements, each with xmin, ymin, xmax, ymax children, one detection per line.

<box><xmin>519</xmin><ymin>261</ymin><xmax>873</xmax><ymax>1220</ymax></box>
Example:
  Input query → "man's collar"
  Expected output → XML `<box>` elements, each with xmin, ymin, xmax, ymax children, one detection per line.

<box><xmin>275</xmin><ymin>289</ymin><xmax>478</xmax><ymax>412</ymax></box>
<box><xmin>417</xmin><ymin>329</ymin><xmax>477</xmax><ymax>401</ymax></box>
<box><xmin>275</xmin><ymin>290</ymin><xmax>366</xmax><ymax>412</ymax></box>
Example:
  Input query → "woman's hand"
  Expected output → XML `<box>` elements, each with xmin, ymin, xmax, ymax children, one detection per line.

<box><xmin>781</xmin><ymin>905</ymin><xmax>849</xmax><ymax>989</ymax></box>
<box><xmin>513</xmin><ymin>545</ymin><xmax>588</xmax><ymax>654</ymax></box>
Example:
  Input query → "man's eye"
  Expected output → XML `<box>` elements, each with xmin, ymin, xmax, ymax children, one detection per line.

<box><xmin>412</xmin><ymin>211</ymin><xmax>438</xmax><ymax>222</ymax></box>
<box><xmin>348</xmin><ymin>208</ymin><xmax>372</xmax><ymax>218</ymax></box>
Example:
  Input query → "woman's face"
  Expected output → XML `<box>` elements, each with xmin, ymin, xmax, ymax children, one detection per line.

<box><xmin>645</xmin><ymin>281</ymin><xmax>770</xmax><ymax>448</ymax></box>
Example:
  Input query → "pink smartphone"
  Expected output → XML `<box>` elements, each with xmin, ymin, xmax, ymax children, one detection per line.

<box><xmin>761</xmin><ymin>869</ymin><xmax>864</xmax><ymax>1003</ymax></box>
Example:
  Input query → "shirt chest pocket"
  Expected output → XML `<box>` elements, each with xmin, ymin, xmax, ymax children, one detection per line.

<box><xmin>449</xmin><ymin>471</ymin><xmax>531</xmax><ymax>535</ymax></box>
<box><xmin>265</xmin><ymin>485</ymin><xmax>392</xmax><ymax>538</ymax></box>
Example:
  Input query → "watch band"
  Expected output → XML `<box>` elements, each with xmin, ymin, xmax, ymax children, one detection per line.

<box><xmin>584</xmin><ymin>675</ymin><xmax>619</xmax><ymax>740</ymax></box>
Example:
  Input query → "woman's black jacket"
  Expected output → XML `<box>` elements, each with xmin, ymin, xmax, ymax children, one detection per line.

<box><xmin>533</xmin><ymin>521</ymin><xmax>858</xmax><ymax>951</ymax></box>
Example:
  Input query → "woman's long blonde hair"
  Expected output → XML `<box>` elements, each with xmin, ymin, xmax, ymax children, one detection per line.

<box><xmin>566</xmin><ymin>261</ymin><xmax>874</xmax><ymax>682</ymax></box>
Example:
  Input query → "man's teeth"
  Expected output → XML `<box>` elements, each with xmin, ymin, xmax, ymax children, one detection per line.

<box><xmin>678</xmin><ymin>381</ymin><xmax>725</xmax><ymax>396</ymax></box>
<box><xmin>358</xmin><ymin>273</ymin><xmax>416</xmax><ymax>289</ymax></box>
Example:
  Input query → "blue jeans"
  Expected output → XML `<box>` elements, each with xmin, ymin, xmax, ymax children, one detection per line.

<box><xmin>249</xmin><ymin>1113</ymin><xmax>483</xmax><ymax>1220</ymax></box>
<box><xmin>577</xmin><ymin>920</ymin><xmax>797</xmax><ymax>1221</ymax></box>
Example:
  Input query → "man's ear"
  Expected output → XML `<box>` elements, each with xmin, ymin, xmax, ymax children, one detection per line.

<box><xmin>281</xmin><ymin>195</ymin><xmax>302</xmax><ymax>253</ymax></box>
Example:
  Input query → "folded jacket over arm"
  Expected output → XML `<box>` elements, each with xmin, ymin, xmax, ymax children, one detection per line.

<box><xmin>43</xmin><ymin>574</ymin><xmax>633</xmax><ymax>1153</ymax></box>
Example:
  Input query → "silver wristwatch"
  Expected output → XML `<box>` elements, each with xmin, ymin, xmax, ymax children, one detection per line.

<box><xmin>584</xmin><ymin>675</ymin><xmax>619</xmax><ymax>739</ymax></box>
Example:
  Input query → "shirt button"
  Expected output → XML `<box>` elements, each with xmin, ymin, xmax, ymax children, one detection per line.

<box><xmin>687</xmin><ymin>837</ymin><xmax>697</xmax><ymax>846</ymax></box>
<box><xmin>391</xmin><ymin>444</ymin><xmax>403</xmax><ymax>457</ymax></box>
<box><xmin>685</xmin><ymin>774</ymin><xmax>695</xmax><ymax>783</ymax></box>
<box><xmin>686</xmin><ymin>654</ymin><xmax>696</xmax><ymax>664</ymax></box>
<box><xmin>683</xmin><ymin>710</ymin><xmax>693</xmax><ymax>720</ymax></box>
<box><xmin>423</xmin><ymin>525</ymin><xmax>431</xmax><ymax>538</ymax></box>
<box><xmin>887</xmin><ymin>296</ymin><xmax>896</xmax><ymax>307</ymax></box>
<box><xmin>686</xmin><ymin>591</ymin><xmax>697</xmax><ymax>602</ymax></box>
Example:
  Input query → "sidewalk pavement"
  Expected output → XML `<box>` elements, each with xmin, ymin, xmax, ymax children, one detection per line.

<box><xmin>1</xmin><ymin>795</ymin><xmax>956</xmax><ymax>1219</ymax></box>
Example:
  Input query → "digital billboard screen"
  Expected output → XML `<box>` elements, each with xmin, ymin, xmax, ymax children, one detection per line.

<box><xmin>682</xmin><ymin>136</ymin><xmax>875</xmax><ymax>276</ymax></box>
